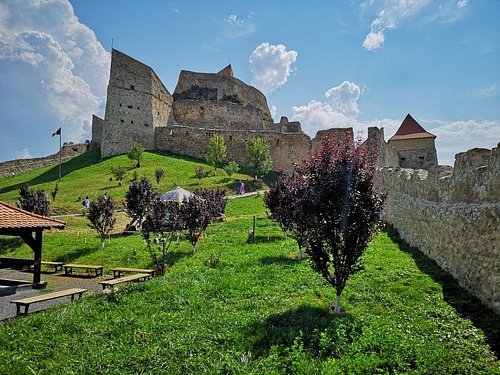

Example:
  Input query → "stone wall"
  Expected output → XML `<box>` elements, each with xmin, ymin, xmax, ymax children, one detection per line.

<box><xmin>0</xmin><ymin>143</ymin><xmax>90</xmax><ymax>178</ymax></box>
<box><xmin>156</xmin><ymin>125</ymin><xmax>311</xmax><ymax>171</ymax></box>
<box><xmin>101</xmin><ymin>49</ymin><xmax>172</xmax><ymax>157</ymax></box>
<box><xmin>173</xmin><ymin>70</ymin><xmax>270</xmax><ymax>115</ymax></box>
<box><xmin>377</xmin><ymin>144</ymin><xmax>499</xmax><ymax>312</ymax></box>
<box><xmin>389</xmin><ymin>137</ymin><xmax>438</xmax><ymax>169</ymax></box>
<box><xmin>173</xmin><ymin>100</ymin><xmax>267</xmax><ymax>130</ymax></box>
<box><xmin>91</xmin><ymin>115</ymin><xmax>104</xmax><ymax>145</ymax></box>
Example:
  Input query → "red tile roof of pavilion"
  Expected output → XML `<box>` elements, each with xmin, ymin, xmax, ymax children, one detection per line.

<box><xmin>389</xmin><ymin>114</ymin><xmax>436</xmax><ymax>141</ymax></box>
<box><xmin>0</xmin><ymin>201</ymin><xmax>66</xmax><ymax>230</ymax></box>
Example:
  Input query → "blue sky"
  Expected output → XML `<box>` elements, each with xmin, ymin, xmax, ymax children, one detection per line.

<box><xmin>0</xmin><ymin>0</ymin><xmax>499</xmax><ymax>165</ymax></box>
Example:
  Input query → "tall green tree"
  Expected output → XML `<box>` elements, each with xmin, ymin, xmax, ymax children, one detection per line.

<box><xmin>127</xmin><ymin>143</ymin><xmax>144</xmax><ymax>168</ymax></box>
<box><xmin>246</xmin><ymin>137</ymin><xmax>272</xmax><ymax>179</ymax></box>
<box><xmin>205</xmin><ymin>134</ymin><xmax>227</xmax><ymax>174</ymax></box>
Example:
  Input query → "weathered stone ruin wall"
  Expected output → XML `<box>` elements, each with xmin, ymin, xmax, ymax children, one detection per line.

<box><xmin>389</xmin><ymin>137</ymin><xmax>438</xmax><ymax>169</ymax></box>
<box><xmin>172</xmin><ymin>70</ymin><xmax>272</xmax><ymax>131</ymax></box>
<box><xmin>92</xmin><ymin>115</ymin><xmax>104</xmax><ymax>145</ymax></box>
<box><xmin>377</xmin><ymin>145</ymin><xmax>499</xmax><ymax>312</ymax></box>
<box><xmin>100</xmin><ymin>49</ymin><xmax>172</xmax><ymax>157</ymax></box>
<box><xmin>0</xmin><ymin>143</ymin><xmax>90</xmax><ymax>178</ymax></box>
<box><xmin>367</xmin><ymin>127</ymin><xmax>400</xmax><ymax>168</ymax></box>
<box><xmin>156</xmin><ymin>125</ymin><xmax>311</xmax><ymax>171</ymax></box>
<box><xmin>172</xmin><ymin>100</ymin><xmax>267</xmax><ymax>130</ymax></box>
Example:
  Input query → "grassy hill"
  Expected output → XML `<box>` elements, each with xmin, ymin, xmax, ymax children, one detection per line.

<box><xmin>0</xmin><ymin>150</ymin><xmax>498</xmax><ymax>373</ymax></box>
<box><xmin>0</xmin><ymin>148</ymin><xmax>262</xmax><ymax>213</ymax></box>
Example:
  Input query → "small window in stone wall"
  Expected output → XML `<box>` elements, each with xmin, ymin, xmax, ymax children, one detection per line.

<box><xmin>119</xmin><ymin>103</ymin><xmax>122</xmax><ymax>107</ymax></box>
<box><xmin>418</xmin><ymin>156</ymin><xmax>424</xmax><ymax>160</ymax></box>
<box><xmin>131</xmin><ymin>120</ymin><xmax>134</xmax><ymax>124</ymax></box>
<box><xmin>276</xmin><ymin>139</ymin><xmax>280</xmax><ymax>146</ymax></box>
<box><xmin>144</xmin><ymin>123</ymin><xmax>149</xmax><ymax>127</ymax></box>
<box><xmin>400</xmin><ymin>157</ymin><xmax>406</xmax><ymax>161</ymax></box>
<box><xmin>229</xmin><ymin>136</ymin><xmax>233</xmax><ymax>142</ymax></box>
<box><xmin>130</xmin><ymin>85</ymin><xmax>135</xmax><ymax>90</ymax></box>
<box><xmin>120</xmin><ymin>119</ymin><xmax>124</xmax><ymax>123</ymax></box>
<box><xmin>137</xmin><ymin>107</ymin><xmax>140</xmax><ymax>109</ymax></box>
<box><xmin>127</xmin><ymin>105</ymin><xmax>133</xmax><ymax>109</ymax></box>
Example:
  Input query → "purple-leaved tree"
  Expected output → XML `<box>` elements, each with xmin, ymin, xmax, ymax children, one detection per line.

<box><xmin>267</xmin><ymin>135</ymin><xmax>386</xmax><ymax>313</ymax></box>
<box><xmin>87</xmin><ymin>194</ymin><xmax>116</xmax><ymax>248</ymax></box>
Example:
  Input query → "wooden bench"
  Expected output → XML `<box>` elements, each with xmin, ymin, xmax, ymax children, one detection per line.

<box><xmin>63</xmin><ymin>264</ymin><xmax>103</xmax><ymax>277</ymax></box>
<box><xmin>29</xmin><ymin>261</ymin><xmax>65</xmax><ymax>273</ymax></box>
<box><xmin>10</xmin><ymin>288</ymin><xmax>87</xmax><ymax>315</ymax></box>
<box><xmin>99</xmin><ymin>273</ymin><xmax>151</xmax><ymax>290</ymax></box>
<box><xmin>112</xmin><ymin>267</ymin><xmax>155</xmax><ymax>279</ymax></box>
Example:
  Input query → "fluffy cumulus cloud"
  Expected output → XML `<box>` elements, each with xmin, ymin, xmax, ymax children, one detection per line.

<box><xmin>249</xmin><ymin>43</ymin><xmax>298</xmax><ymax>95</ymax></box>
<box><xmin>362</xmin><ymin>0</ymin><xmax>469</xmax><ymax>51</ymax></box>
<box><xmin>0</xmin><ymin>0</ymin><xmax>110</xmax><ymax>146</ymax></box>
<box><xmin>291</xmin><ymin>81</ymin><xmax>368</xmax><ymax>137</ymax></box>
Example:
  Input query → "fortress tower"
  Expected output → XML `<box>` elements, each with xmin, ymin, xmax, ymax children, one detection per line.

<box><xmin>93</xmin><ymin>49</ymin><xmax>173</xmax><ymax>157</ymax></box>
<box><xmin>388</xmin><ymin>114</ymin><xmax>438</xmax><ymax>169</ymax></box>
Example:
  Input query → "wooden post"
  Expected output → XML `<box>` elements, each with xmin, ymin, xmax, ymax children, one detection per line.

<box><xmin>252</xmin><ymin>215</ymin><xmax>256</xmax><ymax>242</ymax></box>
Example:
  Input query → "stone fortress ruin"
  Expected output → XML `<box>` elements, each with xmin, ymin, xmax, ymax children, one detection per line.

<box><xmin>91</xmin><ymin>49</ymin><xmax>437</xmax><ymax>171</ymax></box>
<box><xmin>0</xmin><ymin>49</ymin><xmax>497</xmax><ymax>313</ymax></box>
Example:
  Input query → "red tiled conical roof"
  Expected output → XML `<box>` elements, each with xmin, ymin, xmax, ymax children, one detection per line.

<box><xmin>389</xmin><ymin>114</ymin><xmax>436</xmax><ymax>141</ymax></box>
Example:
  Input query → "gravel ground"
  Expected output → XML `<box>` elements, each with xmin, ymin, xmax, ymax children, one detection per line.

<box><xmin>0</xmin><ymin>268</ymin><xmax>108</xmax><ymax>321</ymax></box>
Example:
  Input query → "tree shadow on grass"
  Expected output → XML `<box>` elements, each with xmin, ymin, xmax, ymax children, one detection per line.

<box><xmin>251</xmin><ymin>234</ymin><xmax>285</xmax><ymax>244</ymax></box>
<box><xmin>260</xmin><ymin>255</ymin><xmax>298</xmax><ymax>266</ymax></box>
<box><xmin>52</xmin><ymin>246</ymin><xmax>99</xmax><ymax>264</ymax></box>
<box><xmin>246</xmin><ymin>305</ymin><xmax>360</xmax><ymax>358</ymax></box>
<box><xmin>386</xmin><ymin>226</ymin><xmax>500</xmax><ymax>357</ymax></box>
<box><xmin>0</xmin><ymin>237</ymin><xmax>25</xmax><ymax>254</ymax></box>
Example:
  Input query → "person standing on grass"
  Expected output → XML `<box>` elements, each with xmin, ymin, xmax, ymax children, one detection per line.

<box><xmin>83</xmin><ymin>196</ymin><xmax>90</xmax><ymax>209</ymax></box>
<box><xmin>241</xmin><ymin>181</ymin><xmax>245</xmax><ymax>195</ymax></box>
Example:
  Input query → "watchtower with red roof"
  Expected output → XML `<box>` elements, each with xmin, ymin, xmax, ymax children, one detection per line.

<box><xmin>388</xmin><ymin>114</ymin><xmax>438</xmax><ymax>169</ymax></box>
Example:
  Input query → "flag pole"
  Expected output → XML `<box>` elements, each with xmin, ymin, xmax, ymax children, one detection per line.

<box><xmin>58</xmin><ymin>127</ymin><xmax>62</xmax><ymax>182</ymax></box>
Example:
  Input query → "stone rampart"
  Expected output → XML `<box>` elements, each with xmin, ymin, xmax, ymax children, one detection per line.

<box><xmin>377</xmin><ymin>144</ymin><xmax>499</xmax><ymax>312</ymax></box>
<box><xmin>156</xmin><ymin>125</ymin><xmax>311</xmax><ymax>171</ymax></box>
<box><xmin>0</xmin><ymin>143</ymin><xmax>90</xmax><ymax>178</ymax></box>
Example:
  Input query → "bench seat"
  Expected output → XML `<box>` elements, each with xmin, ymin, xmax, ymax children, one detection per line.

<box><xmin>11</xmin><ymin>288</ymin><xmax>87</xmax><ymax>315</ymax></box>
<box><xmin>63</xmin><ymin>264</ymin><xmax>103</xmax><ymax>277</ymax></box>
<box><xmin>112</xmin><ymin>267</ymin><xmax>155</xmax><ymax>278</ymax></box>
<box><xmin>99</xmin><ymin>273</ymin><xmax>150</xmax><ymax>290</ymax></box>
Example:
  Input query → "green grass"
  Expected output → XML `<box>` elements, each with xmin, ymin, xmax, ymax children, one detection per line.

<box><xmin>0</xmin><ymin>148</ymin><xmax>262</xmax><ymax>213</ymax></box>
<box><xmin>0</xmin><ymin>196</ymin><xmax>498</xmax><ymax>374</ymax></box>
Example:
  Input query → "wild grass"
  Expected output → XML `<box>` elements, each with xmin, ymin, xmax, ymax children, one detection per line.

<box><xmin>0</xmin><ymin>196</ymin><xmax>498</xmax><ymax>374</ymax></box>
<box><xmin>0</xmin><ymin>148</ymin><xmax>262</xmax><ymax>213</ymax></box>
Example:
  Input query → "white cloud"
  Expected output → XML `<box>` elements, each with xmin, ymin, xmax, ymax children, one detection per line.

<box><xmin>249</xmin><ymin>42</ymin><xmax>298</xmax><ymax>95</ymax></box>
<box><xmin>224</xmin><ymin>13</ymin><xmax>255</xmax><ymax>39</ymax></box>
<box><xmin>362</xmin><ymin>0</ymin><xmax>431</xmax><ymax>51</ymax></box>
<box><xmin>457</xmin><ymin>0</ymin><xmax>468</xmax><ymax>9</ymax></box>
<box><xmin>270</xmin><ymin>105</ymin><xmax>277</xmax><ymax>118</ymax></box>
<box><xmin>291</xmin><ymin>81</ymin><xmax>364</xmax><ymax>137</ymax></box>
<box><xmin>325</xmin><ymin>81</ymin><xmax>361</xmax><ymax>118</ymax></box>
<box><xmin>15</xmin><ymin>148</ymin><xmax>32</xmax><ymax>159</ymax></box>
<box><xmin>430</xmin><ymin>119</ymin><xmax>500</xmax><ymax>165</ymax></box>
<box><xmin>0</xmin><ymin>0</ymin><xmax>110</xmax><ymax>142</ymax></box>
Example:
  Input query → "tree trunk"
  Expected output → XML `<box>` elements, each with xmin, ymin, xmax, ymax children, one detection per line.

<box><xmin>283</xmin><ymin>230</ymin><xmax>287</xmax><ymax>239</ymax></box>
<box><xmin>101</xmin><ymin>240</ymin><xmax>105</xmax><ymax>248</ymax></box>
<box><xmin>192</xmin><ymin>244</ymin><xmax>196</xmax><ymax>253</ymax></box>
<box><xmin>333</xmin><ymin>294</ymin><xmax>341</xmax><ymax>313</ymax></box>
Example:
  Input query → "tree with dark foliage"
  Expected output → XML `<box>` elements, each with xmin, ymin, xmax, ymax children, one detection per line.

<box><xmin>196</xmin><ymin>188</ymin><xmax>227</xmax><ymax>220</ymax></box>
<box><xmin>125</xmin><ymin>176</ymin><xmax>157</xmax><ymax>230</ymax></box>
<box><xmin>180</xmin><ymin>194</ymin><xmax>213</xmax><ymax>253</ymax></box>
<box><xmin>142</xmin><ymin>198</ymin><xmax>182</xmax><ymax>275</ymax></box>
<box><xmin>88</xmin><ymin>194</ymin><xmax>116</xmax><ymax>248</ymax></box>
<box><xmin>17</xmin><ymin>184</ymin><xmax>49</xmax><ymax>216</ymax></box>
<box><xmin>267</xmin><ymin>135</ymin><xmax>385</xmax><ymax>312</ymax></box>
<box><xmin>264</xmin><ymin>170</ymin><xmax>309</xmax><ymax>258</ymax></box>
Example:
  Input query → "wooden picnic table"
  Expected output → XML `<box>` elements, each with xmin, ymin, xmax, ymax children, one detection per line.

<box><xmin>99</xmin><ymin>273</ymin><xmax>151</xmax><ymax>290</ymax></box>
<box><xmin>63</xmin><ymin>264</ymin><xmax>103</xmax><ymax>277</ymax></box>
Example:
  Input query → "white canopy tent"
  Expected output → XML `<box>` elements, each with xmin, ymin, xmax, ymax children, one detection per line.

<box><xmin>159</xmin><ymin>186</ymin><xmax>194</xmax><ymax>203</ymax></box>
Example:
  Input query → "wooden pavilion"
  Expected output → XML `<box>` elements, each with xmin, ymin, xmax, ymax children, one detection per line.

<box><xmin>0</xmin><ymin>201</ymin><xmax>65</xmax><ymax>289</ymax></box>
